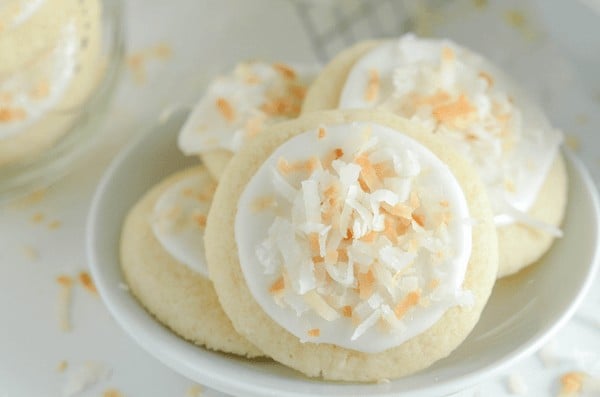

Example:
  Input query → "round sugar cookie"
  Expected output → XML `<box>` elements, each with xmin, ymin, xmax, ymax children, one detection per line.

<box><xmin>120</xmin><ymin>166</ymin><xmax>262</xmax><ymax>357</ymax></box>
<box><xmin>178</xmin><ymin>61</ymin><xmax>319</xmax><ymax>180</ymax></box>
<box><xmin>205</xmin><ymin>109</ymin><xmax>498</xmax><ymax>381</ymax></box>
<box><xmin>302</xmin><ymin>38</ymin><xmax>568</xmax><ymax>278</ymax></box>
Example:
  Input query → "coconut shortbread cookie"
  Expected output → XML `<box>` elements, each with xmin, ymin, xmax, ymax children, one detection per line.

<box><xmin>302</xmin><ymin>35</ymin><xmax>567</xmax><ymax>278</ymax></box>
<box><xmin>0</xmin><ymin>0</ymin><xmax>104</xmax><ymax>166</ymax></box>
<box><xmin>205</xmin><ymin>110</ymin><xmax>498</xmax><ymax>381</ymax></box>
<box><xmin>120</xmin><ymin>166</ymin><xmax>261</xmax><ymax>357</ymax></box>
<box><xmin>178</xmin><ymin>61</ymin><xmax>319</xmax><ymax>179</ymax></box>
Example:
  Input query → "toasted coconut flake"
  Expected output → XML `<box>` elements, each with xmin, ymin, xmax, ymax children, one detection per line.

<box><xmin>318</xmin><ymin>127</ymin><xmax>327</xmax><ymax>139</ymax></box>
<box><xmin>30</xmin><ymin>80</ymin><xmax>50</xmax><ymax>99</ymax></box>
<box><xmin>365</xmin><ymin>69</ymin><xmax>380</xmax><ymax>102</ymax></box>
<box><xmin>308</xmin><ymin>233</ymin><xmax>320</xmax><ymax>254</ymax></box>
<box><xmin>57</xmin><ymin>360</ymin><xmax>68</xmax><ymax>373</ymax></box>
<box><xmin>48</xmin><ymin>219</ymin><xmax>62</xmax><ymax>230</ymax></box>
<box><xmin>21</xmin><ymin>245</ymin><xmax>39</xmax><ymax>261</ymax></box>
<box><xmin>432</xmin><ymin>94</ymin><xmax>476</xmax><ymax>125</ymax></box>
<box><xmin>441</xmin><ymin>47</ymin><xmax>455</xmax><ymax>61</ymax></box>
<box><xmin>0</xmin><ymin>106</ymin><xmax>26</xmax><ymax>122</ymax></box>
<box><xmin>302</xmin><ymin>180</ymin><xmax>321</xmax><ymax>224</ymax></box>
<box><xmin>351</xmin><ymin>308</ymin><xmax>381</xmax><ymax>340</ymax></box>
<box><xmin>244</xmin><ymin>114</ymin><xmax>266</xmax><ymax>139</ymax></box>
<box><xmin>341</xmin><ymin>305</ymin><xmax>353</xmax><ymax>317</ymax></box>
<box><xmin>479</xmin><ymin>71</ymin><xmax>494</xmax><ymax>87</ymax></box>
<box><xmin>272</xmin><ymin>62</ymin><xmax>297</xmax><ymax>80</ymax></box>
<box><xmin>251</xmin><ymin>195</ymin><xmax>277</xmax><ymax>213</ymax></box>
<box><xmin>194</xmin><ymin>214</ymin><xmax>207</xmax><ymax>228</ymax></box>
<box><xmin>303</xmin><ymin>290</ymin><xmax>339</xmax><ymax>321</ymax></box>
<box><xmin>269</xmin><ymin>276</ymin><xmax>285</xmax><ymax>294</ymax></box>
<box><xmin>78</xmin><ymin>272</ymin><xmax>97</xmax><ymax>295</ymax></box>
<box><xmin>409</xmin><ymin>191</ymin><xmax>421</xmax><ymax>209</ymax></box>
<box><xmin>394</xmin><ymin>290</ymin><xmax>421</xmax><ymax>319</ymax></box>
<box><xmin>560</xmin><ymin>372</ymin><xmax>585</xmax><ymax>395</ymax></box>
<box><xmin>185</xmin><ymin>384</ymin><xmax>203</xmax><ymax>397</ymax></box>
<box><xmin>289</xmin><ymin>84</ymin><xmax>307</xmax><ymax>99</ymax></box>
<box><xmin>428</xmin><ymin>278</ymin><xmax>440</xmax><ymax>290</ymax></box>
<box><xmin>215</xmin><ymin>97</ymin><xmax>235</xmax><ymax>123</ymax></box>
<box><xmin>102</xmin><ymin>389</ymin><xmax>124</xmax><ymax>397</ymax></box>
<box><xmin>307</xmin><ymin>328</ymin><xmax>320</xmax><ymax>337</ymax></box>
<box><xmin>412</xmin><ymin>213</ymin><xmax>426</xmax><ymax>227</ymax></box>
<box><xmin>357</xmin><ymin>270</ymin><xmax>375</xmax><ymax>300</ymax></box>
<box><xmin>56</xmin><ymin>275</ymin><xmax>74</xmax><ymax>332</ymax></box>
<box><xmin>31</xmin><ymin>212</ymin><xmax>45</xmax><ymax>223</ymax></box>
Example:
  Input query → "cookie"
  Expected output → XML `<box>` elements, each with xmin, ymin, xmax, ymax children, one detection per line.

<box><xmin>205</xmin><ymin>109</ymin><xmax>497</xmax><ymax>380</ymax></box>
<box><xmin>120</xmin><ymin>166</ymin><xmax>262</xmax><ymax>357</ymax></box>
<box><xmin>302</xmin><ymin>35</ymin><xmax>567</xmax><ymax>278</ymax></box>
<box><xmin>177</xmin><ymin>61</ymin><xmax>318</xmax><ymax>179</ymax></box>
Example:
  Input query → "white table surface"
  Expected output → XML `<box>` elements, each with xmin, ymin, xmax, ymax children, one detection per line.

<box><xmin>1</xmin><ymin>1</ymin><xmax>599</xmax><ymax>396</ymax></box>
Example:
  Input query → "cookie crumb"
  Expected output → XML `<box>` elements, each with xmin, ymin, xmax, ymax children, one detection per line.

<box><xmin>56</xmin><ymin>275</ymin><xmax>74</xmax><ymax>332</ymax></box>
<box><xmin>185</xmin><ymin>384</ymin><xmax>203</xmax><ymax>397</ymax></box>
<box><xmin>78</xmin><ymin>271</ymin><xmax>98</xmax><ymax>295</ymax></box>
<box><xmin>376</xmin><ymin>378</ymin><xmax>390</xmax><ymax>384</ymax></box>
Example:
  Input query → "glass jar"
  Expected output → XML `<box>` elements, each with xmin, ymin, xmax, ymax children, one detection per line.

<box><xmin>0</xmin><ymin>0</ymin><xmax>124</xmax><ymax>200</ymax></box>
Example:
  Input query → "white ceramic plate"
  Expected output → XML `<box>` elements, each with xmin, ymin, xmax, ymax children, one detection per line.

<box><xmin>87</xmin><ymin>110</ymin><xmax>600</xmax><ymax>397</ymax></box>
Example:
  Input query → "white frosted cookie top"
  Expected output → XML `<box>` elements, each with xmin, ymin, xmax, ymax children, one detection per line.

<box><xmin>338</xmin><ymin>34</ymin><xmax>562</xmax><ymax>229</ymax></box>
<box><xmin>151</xmin><ymin>172</ymin><xmax>216</xmax><ymax>277</ymax></box>
<box><xmin>178</xmin><ymin>61</ymin><xmax>317</xmax><ymax>155</ymax></box>
<box><xmin>236</xmin><ymin>122</ymin><xmax>474</xmax><ymax>353</ymax></box>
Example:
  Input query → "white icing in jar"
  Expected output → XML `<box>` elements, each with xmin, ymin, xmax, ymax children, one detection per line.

<box><xmin>338</xmin><ymin>35</ymin><xmax>563</xmax><ymax>228</ymax></box>
<box><xmin>151</xmin><ymin>172</ymin><xmax>216</xmax><ymax>277</ymax></box>
<box><xmin>236</xmin><ymin>122</ymin><xmax>473</xmax><ymax>353</ymax></box>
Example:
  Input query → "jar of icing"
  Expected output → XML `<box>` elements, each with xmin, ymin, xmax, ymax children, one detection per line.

<box><xmin>0</xmin><ymin>0</ymin><xmax>123</xmax><ymax>199</ymax></box>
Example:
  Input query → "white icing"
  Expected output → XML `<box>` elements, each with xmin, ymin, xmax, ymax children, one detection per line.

<box><xmin>178</xmin><ymin>61</ymin><xmax>318</xmax><ymax>155</ymax></box>
<box><xmin>151</xmin><ymin>173</ymin><xmax>215</xmax><ymax>277</ymax></box>
<box><xmin>338</xmin><ymin>35</ymin><xmax>563</xmax><ymax>226</ymax></box>
<box><xmin>0</xmin><ymin>21</ymin><xmax>78</xmax><ymax>140</ymax></box>
<box><xmin>236</xmin><ymin>122</ymin><xmax>473</xmax><ymax>353</ymax></box>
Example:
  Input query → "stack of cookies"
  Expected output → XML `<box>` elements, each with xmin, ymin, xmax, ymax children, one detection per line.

<box><xmin>120</xmin><ymin>35</ymin><xmax>567</xmax><ymax>381</ymax></box>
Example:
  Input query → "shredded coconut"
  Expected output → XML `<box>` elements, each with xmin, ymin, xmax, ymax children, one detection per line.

<box><xmin>253</xmin><ymin>127</ymin><xmax>472</xmax><ymax>340</ymax></box>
